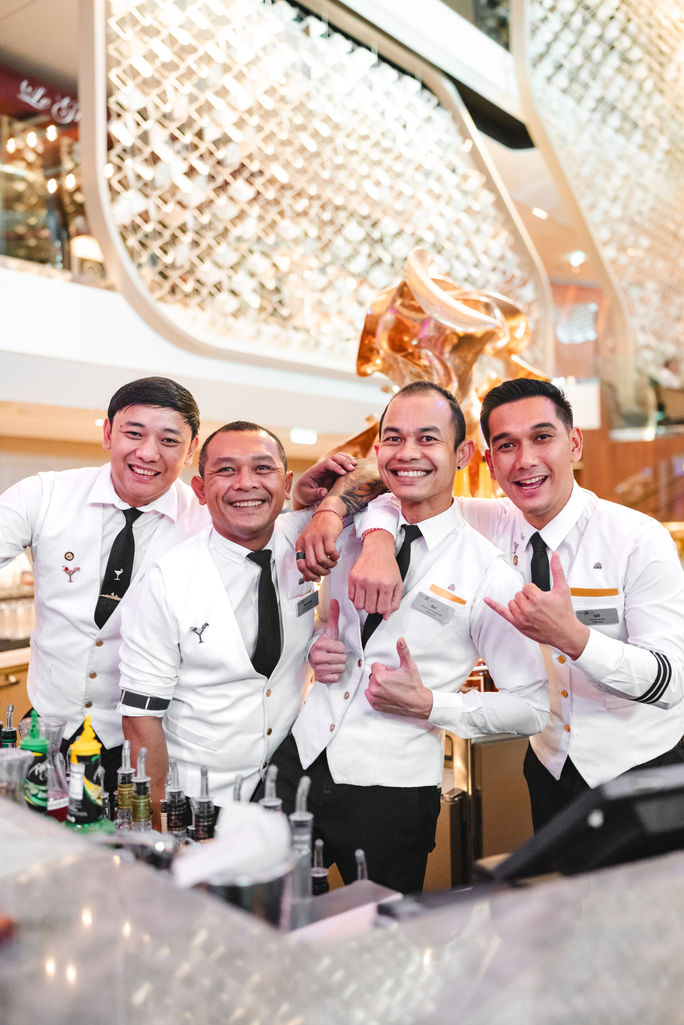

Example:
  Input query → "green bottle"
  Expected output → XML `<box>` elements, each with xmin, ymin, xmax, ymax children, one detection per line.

<box><xmin>20</xmin><ymin>710</ymin><xmax>48</xmax><ymax>813</ymax></box>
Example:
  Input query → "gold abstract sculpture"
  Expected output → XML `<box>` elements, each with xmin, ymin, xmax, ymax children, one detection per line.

<box><xmin>357</xmin><ymin>248</ymin><xmax>547</xmax><ymax>444</ymax></box>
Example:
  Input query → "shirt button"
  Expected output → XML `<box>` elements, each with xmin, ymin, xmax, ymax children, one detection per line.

<box><xmin>89</xmin><ymin>672</ymin><xmax>97</xmax><ymax>679</ymax></box>
<box><xmin>557</xmin><ymin>655</ymin><xmax>566</xmax><ymax>664</ymax></box>
<box><xmin>329</xmin><ymin>723</ymin><xmax>335</xmax><ymax>732</ymax></box>
<box><xmin>357</xmin><ymin>658</ymin><xmax>362</xmax><ymax>667</ymax></box>
<box><xmin>344</xmin><ymin>691</ymin><xmax>350</xmax><ymax>700</ymax></box>
<box><xmin>266</xmin><ymin>727</ymin><xmax>272</xmax><ymax>736</ymax></box>
<box><xmin>561</xmin><ymin>690</ymin><xmax>568</xmax><ymax>699</ymax></box>
<box><xmin>95</xmin><ymin>640</ymin><xmax>103</xmax><ymax>648</ymax></box>
<box><xmin>266</xmin><ymin>688</ymin><xmax>271</xmax><ymax>697</ymax></box>
<box><xmin>85</xmin><ymin>701</ymin><xmax>93</xmax><ymax>709</ymax></box>
<box><xmin>564</xmin><ymin>724</ymin><xmax>571</xmax><ymax>733</ymax></box>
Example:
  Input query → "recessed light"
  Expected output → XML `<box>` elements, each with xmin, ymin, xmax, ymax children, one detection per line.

<box><xmin>532</xmin><ymin>207</ymin><xmax>549</xmax><ymax>220</ymax></box>
<box><xmin>290</xmin><ymin>428</ymin><xmax>318</xmax><ymax>445</ymax></box>
<box><xmin>95</xmin><ymin>418</ymin><xmax>105</xmax><ymax>427</ymax></box>
<box><xmin>567</xmin><ymin>250</ymin><xmax>587</xmax><ymax>268</ymax></box>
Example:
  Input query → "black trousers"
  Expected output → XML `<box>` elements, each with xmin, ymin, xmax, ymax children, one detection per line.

<box><xmin>524</xmin><ymin>738</ymin><xmax>684</xmax><ymax>832</ymax></box>
<box><xmin>255</xmin><ymin>734</ymin><xmax>441</xmax><ymax>895</ymax></box>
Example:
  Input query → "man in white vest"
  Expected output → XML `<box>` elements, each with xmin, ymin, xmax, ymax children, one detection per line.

<box><xmin>118</xmin><ymin>422</ymin><xmax>351</xmax><ymax>821</ymax></box>
<box><xmin>0</xmin><ymin>377</ymin><xmax>206</xmax><ymax>791</ymax></box>
<box><xmin>344</xmin><ymin>379</ymin><xmax>684</xmax><ymax>831</ymax></box>
<box><xmin>265</xmin><ymin>382</ymin><xmax>548</xmax><ymax>893</ymax></box>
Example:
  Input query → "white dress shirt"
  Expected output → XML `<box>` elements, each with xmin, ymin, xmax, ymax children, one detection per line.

<box><xmin>293</xmin><ymin>501</ymin><xmax>548</xmax><ymax>788</ymax></box>
<box><xmin>359</xmin><ymin>485</ymin><xmax>684</xmax><ymax>786</ymax></box>
<box><xmin>118</xmin><ymin>513</ymin><xmax>316</xmax><ymax>804</ymax></box>
<box><xmin>0</xmin><ymin>465</ymin><xmax>208</xmax><ymax>744</ymax></box>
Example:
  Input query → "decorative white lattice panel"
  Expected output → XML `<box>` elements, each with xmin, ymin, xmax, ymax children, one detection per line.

<box><xmin>80</xmin><ymin>0</ymin><xmax>552</xmax><ymax>374</ymax></box>
<box><xmin>512</xmin><ymin>0</ymin><xmax>684</xmax><ymax>395</ymax></box>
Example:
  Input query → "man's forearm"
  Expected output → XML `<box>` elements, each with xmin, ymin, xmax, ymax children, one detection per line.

<box><xmin>122</xmin><ymin>715</ymin><xmax>169</xmax><ymax>828</ymax></box>
<box><xmin>325</xmin><ymin>457</ymin><xmax>387</xmax><ymax>515</ymax></box>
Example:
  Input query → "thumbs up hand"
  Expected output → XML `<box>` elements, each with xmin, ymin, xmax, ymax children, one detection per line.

<box><xmin>309</xmin><ymin>599</ymin><xmax>347</xmax><ymax>684</ymax></box>
<box><xmin>365</xmin><ymin>637</ymin><xmax>433</xmax><ymax>719</ymax></box>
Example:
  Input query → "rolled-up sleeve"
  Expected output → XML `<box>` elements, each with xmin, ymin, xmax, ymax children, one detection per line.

<box><xmin>118</xmin><ymin>568</ymin><xmax>180</xmax><ymax>717</ymax></box>
<box><xmin>0</xmin><ymin>475</ymin><xmax>44</xmax><ymax>565</ymax></box>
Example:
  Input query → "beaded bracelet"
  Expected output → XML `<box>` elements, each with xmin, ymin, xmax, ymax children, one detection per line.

<box><xmin>361</xmin><ymin>527</ymin><xmax>392</xmax><ymax>543</ymax></box>
<box><xmin>312</xmin><ymin>507</ymin><xmax>345</xmax><ymax>522</ymax></box>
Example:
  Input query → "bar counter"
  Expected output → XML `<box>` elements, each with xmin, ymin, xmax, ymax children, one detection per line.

<box><xmin>2</xmin><ymin>798</ymin><xmax>684</xmax><ymax>1024</ymax></box>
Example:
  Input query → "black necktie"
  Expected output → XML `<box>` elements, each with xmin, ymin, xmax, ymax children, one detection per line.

<box><xmin>94</xmin><ymin>507</ymin><xmax>143</xmax><ymax>628</ymax></box>
<box><xmin>361</xmin><ymin>524</ymin><xmax>422</xmax><ymax>648</ymax></box>
<box><xmin>529</xmin><ymin>532</ymin><xmax>550</xmax><ymax>591</ymax></box>
<box><xmin>247</xmin><ymin>549</ymin><xmax>282</xmax><ymax>677</ymax></box>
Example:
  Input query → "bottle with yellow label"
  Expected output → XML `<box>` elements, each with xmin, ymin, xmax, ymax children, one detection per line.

<box><xmin>69</xmin><ymin>716</ymin><xmax>103</xmax><ymax>824</ymax></box>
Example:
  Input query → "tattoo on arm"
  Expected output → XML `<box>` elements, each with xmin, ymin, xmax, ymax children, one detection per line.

<box><xmin>329</xmin><ymin>463</ymin><xmax>387</xmax><ymax>514</ymax></box>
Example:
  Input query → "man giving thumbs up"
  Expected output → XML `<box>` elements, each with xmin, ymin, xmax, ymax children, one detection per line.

<box><xmin>265</xmin><ymin>382</ymin><xmax>549</xmax><ymax>893</ymax></box>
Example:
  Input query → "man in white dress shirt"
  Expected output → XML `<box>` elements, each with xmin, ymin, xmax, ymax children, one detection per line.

<box><xmin>350</xmin><ymin>379</ymin><xmax>684</xmax><ymax>830</ymax></box>
<box><xmin>265</xmin><ymin>382</ymin><xmax>548</xmax><ymax>893</ymax></box>
<box><xmin>0</xmin><ymin>377</ymin><xmax>206</xmax><ymax>791</ymax></box>
<box><xmin>118</xmin><ymin>423</ymin><xmax>355</xmax><ymax>821</ymax></box>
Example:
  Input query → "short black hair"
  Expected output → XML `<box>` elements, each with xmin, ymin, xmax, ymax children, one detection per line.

<box><xmin>107</xmin><ymin>377</ymin><xmax>200</xmax><ymax>439</ymax></box>
<box><xmin>480</xmin><ymin>378</ymin><xmax>574</xmax><ymax>445</ymax></box>
<box><xmin>198</xmin><ymin>421</ymin><xmax>288</xmax><ymax>477</ymax></box>
<box><xmin>378</xmin><ymin>381</ymin><xmax>466</xmax><ymax>451</ymax></box>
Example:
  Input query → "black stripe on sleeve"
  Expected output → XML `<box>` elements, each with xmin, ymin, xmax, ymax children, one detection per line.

<box><xmin>636</xmin><ymin>652</ymin><xmax>672</xmax><ymax>704</ymax></box>
<box><xmin>120</xmin><ymin>690</ymin><xmax>170</xmax><ymax>712</ymax></box>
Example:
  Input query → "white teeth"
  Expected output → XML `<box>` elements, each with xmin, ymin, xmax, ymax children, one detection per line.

<box><xmin>130</xmin><ymin>466</ymin><xmax>157</xmax><ymax>477</ymax></box>
<box><xmin>394</xmin><ymin>470</ymin><xmax>428</xmax><ymax>478</ymax></box>
<box><xmin>232</xmin><ymin>500</ymin><xmax>264</xmax><ymax>507</ymax></box>
<box><xmin>517</xmin><ymin>476</ymin><xmax>545</xmax><ymax>487</ymax></box>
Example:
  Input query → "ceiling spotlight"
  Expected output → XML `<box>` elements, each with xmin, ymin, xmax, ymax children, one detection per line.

<box><xmin>6</xmin><ymin>137</ymin><xmax>16</xmax><ymax>154</ymax></box>
<box><xmin>64</xmin><ymin>173</ymin><xmax>77</xmax><ymax>190</ymax></box>
<box><xmin>46</xmin><ymin>124</ymin><xmax>58</xmax><ymax>142</ymax></box>
<box><xmin>46</xmin><ymin>178</ymin><xmax>58</xmax><ymax>194</ymax></box>
<box><xmin>26</xmin><ymin>131</ymin><xmax>38</xmax><ymax>148</ymax></box>
<box><xmin>567</xmin><ymin>249</ymin><xmax>588</xmax><ymax>268</ymax></box>
<box><xmin>290</xmin><ymin>428</ymin><xmax>318</xmax><ymax>445</ymax></box>
<box><xmin>532</xmin><ymin>207</ymin><xmax>549</xmax><ymax>220</ymax></box>
<box><xmin>94</xmin><ymin>418</ymin><xmax>105</xmax><ymax>427</ymax></box>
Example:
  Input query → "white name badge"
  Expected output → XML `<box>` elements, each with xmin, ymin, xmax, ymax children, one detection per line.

<box><xmin>575</xmin><ymin>607</ymin><xmax>619</xmax><ymax>625</ymax></box>
<box><xmin>297</xmin><ymin>590</ymin><xmax>319</xmax><ymax>617</ymax></box>
<box><xmin>412</xmin><ymin>591</ymin><xmax>454</xmax><ymax>626</ymax></box>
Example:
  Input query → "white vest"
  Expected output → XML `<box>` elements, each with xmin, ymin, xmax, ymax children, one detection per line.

<box><xmin>132</xmin><ymin>516</ymin><xmax>315</xmax><ymax>804</ymax></box>
<box><xmin>293</xmin><ymin>517</ymin><xmax>543</xmax><ymax>787</ymax></box>
<box><xmin>28</xmin><ymin>466</ymin><xmax>206</xmax><ymax>745</ymax></box>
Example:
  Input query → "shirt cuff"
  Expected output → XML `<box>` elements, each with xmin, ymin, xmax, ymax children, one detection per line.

<box><xmin>572</xmin><ymin>626</ymin><xmax>621</xmax><ymax>680</ymax></box>
<box><xmin>354</xmin><ymin>498</ymin><xmax>400</xmax><ymax>539</ymax></box>
<box><xmin>428</xmin><ymin>689</ymin><xmax>465</xmax><ymax>728</ymax></box>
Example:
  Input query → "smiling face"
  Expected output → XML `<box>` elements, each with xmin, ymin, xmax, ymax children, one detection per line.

<box><xmin>485</xmin><ymin>396</ymin><xmax>583</xmax><ymax>528</ymax></box>
<box><xmin>191</xmin><ymin>429</ymin><xmax>293</xmax><ymax>550</ymax></box>
<box><xmin>376</xmin><ymin>391</ymin><xmax>474</xmax><ymax>523</ymax></box>
<box><xmin>103</xmin><ymin>404</ymin><xmax>198</xmax><ymax>507</ymax></box>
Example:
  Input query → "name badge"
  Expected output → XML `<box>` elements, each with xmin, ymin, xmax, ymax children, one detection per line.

<box><xmin>575</xmin><ymin>608</ymin><xmax>619</xmax><ymax>625</ymax></box>
<box><xmin>297</xmin><ymin>590</ymin><xmax>319</xmax><ymax>617</ymax></box>
<box><xmin>412</xmin><ymin>591</ymin><xmax>454</xmax><ymax>626</ymax></box>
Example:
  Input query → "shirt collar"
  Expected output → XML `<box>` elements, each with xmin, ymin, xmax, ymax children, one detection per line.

<box><xmin>86</xmin><ymin>464</ymin><xmax>180</xmax><ymax>520</ymax></box>
<box><xmin>208</xmin><ymin>527</ymin><xmax>275</xmax><ymax>564</ymax></box>
<box><xmin>398</xmin><ymin>500</ymin><xmax>464</xmax><ymax>550</ymax></box>
<box><xmin>524</xmin><ymin>481</ymin><xmax>584</xmax><ymax>552</ymax></box>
